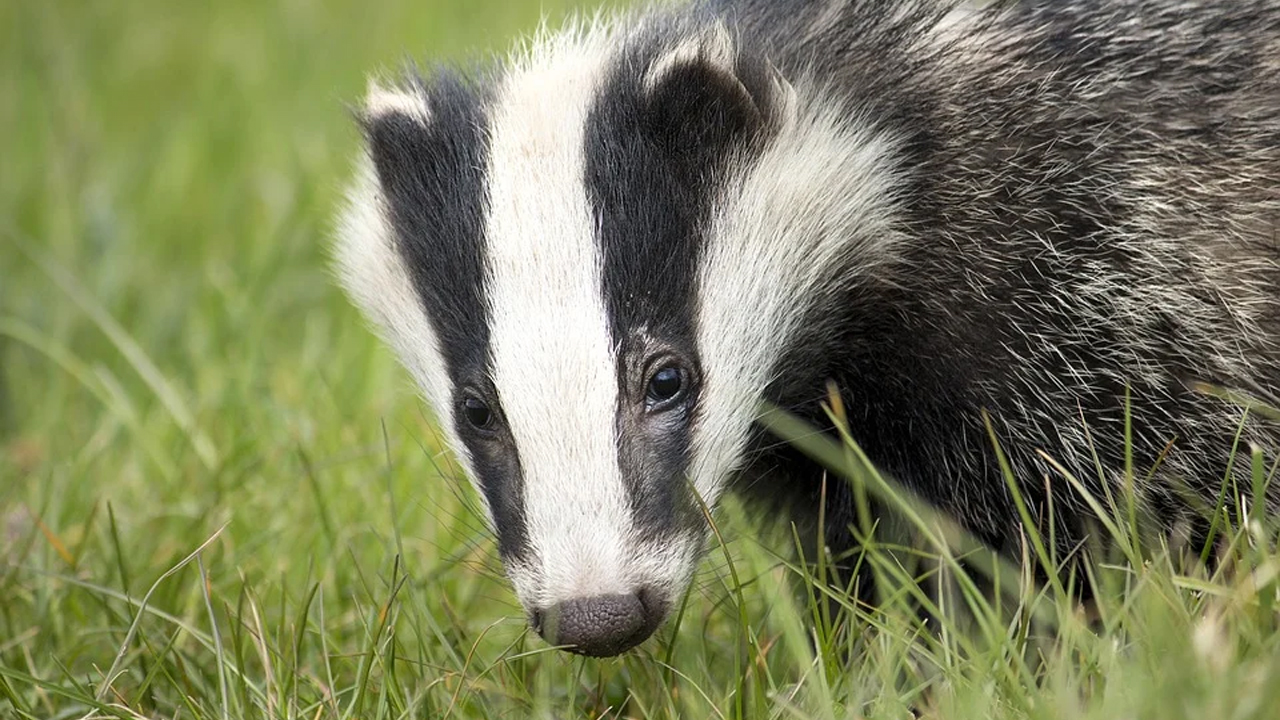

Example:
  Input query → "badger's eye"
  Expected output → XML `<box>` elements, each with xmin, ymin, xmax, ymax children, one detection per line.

<box><xmin>646</xmin><ymin>366</ymin><xmax>685</xmax><ymax>405</ymax></box>
<box><xmin>462</xmin><ymin>397</ymin><xmax>494</xmax><ymax>430</ymax></box>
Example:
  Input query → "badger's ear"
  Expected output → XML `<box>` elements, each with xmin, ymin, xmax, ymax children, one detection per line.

<box><xmin>361</xmin><ymin>79</ymin><xmax>432</xmax><ymax>129</ymax></box>
<box><xmin>356</xmin><ymin>80</ymin><xmax>436</xmax><ymax>191</ymax></box>
<box><xmin>640</xmin><ymin>23</ymin><xmax>794</xmax><ymax>156</ymax></box>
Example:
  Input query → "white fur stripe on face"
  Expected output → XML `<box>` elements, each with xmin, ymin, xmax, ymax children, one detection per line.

<box><xmin>483</xmin><ymin>29</ymin><xmax>637</xmax><ymax>609</ymax></box>
<box><xmin>691</xmin><ymin>86</ymin><xmax>905</xmax><ymax>506</ymax></box>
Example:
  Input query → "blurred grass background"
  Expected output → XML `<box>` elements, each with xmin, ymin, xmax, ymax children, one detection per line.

<box><xmin>0</xmin><ymin>0</ymin><xmax>655</xmax><ymax>716</ymax></box>
<box><xmin>5</xmin><ymin>0</ymin><xmax>1280</xmax><ymax>718</ymax></box>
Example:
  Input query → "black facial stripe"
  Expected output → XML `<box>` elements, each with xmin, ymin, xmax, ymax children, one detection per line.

<box><xmin>363</xmin><ymin>71</ymin><xmax>530</xmax><ymax>563</ymax></box>
<box><xmin>585</xmin><ymin>35</ymin><xmax>759</xmax><ymax>538</ymax></box>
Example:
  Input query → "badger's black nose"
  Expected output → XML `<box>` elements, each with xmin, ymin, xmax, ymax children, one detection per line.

<box><xmin>533</xmin><ymin>592</ymin><xmax>657</xmax><ymax>657</ymax></box>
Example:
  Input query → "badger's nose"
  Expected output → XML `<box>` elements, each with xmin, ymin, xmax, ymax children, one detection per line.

<box><xmin>532</xmin><ymin>592</ymin><xmax>656</xmax><ymax>657</ymax></box>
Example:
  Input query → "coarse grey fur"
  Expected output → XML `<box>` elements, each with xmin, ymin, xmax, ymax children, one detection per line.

<box><xmin>334</xmin><ymin>0</ymin><xmax>1280</xmax><ymax>656</ymax></box>
<box><xmin>711</xmin><ymin>0</ymin><xmax>1280</xmax><ymax>556</ymax></box>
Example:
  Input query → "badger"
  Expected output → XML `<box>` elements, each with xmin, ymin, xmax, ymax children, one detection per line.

<box><xmin>333</xmin><ymin>0</ymin><xmax>1280</xmax><ymax>657</ymax></box>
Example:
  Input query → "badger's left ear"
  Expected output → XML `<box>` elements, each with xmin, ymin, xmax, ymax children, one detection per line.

<box><xmin>640</xmin><ymin>23</ymin><xmax>795</xmax><ymax>156</ymax></box>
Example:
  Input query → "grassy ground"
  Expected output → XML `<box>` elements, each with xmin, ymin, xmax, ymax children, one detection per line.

<box><xmin>3</xmin><ymin>0</ymin><xmax>1280</xmax><ymax>718</ymax></box>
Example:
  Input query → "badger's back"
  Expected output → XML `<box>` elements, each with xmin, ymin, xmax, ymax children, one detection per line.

<box><xmin>335</xmin><ymin>0</ymin><xmax>1280</xmax><ymax>656</ymax></box>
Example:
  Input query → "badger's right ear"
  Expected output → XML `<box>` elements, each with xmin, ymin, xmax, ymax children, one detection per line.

<box><xmin>362</xmin><ymin>80</ymin><xmax>432</xmax><ymax>129</ymax></box>
<box><xmin>640</xmin><ymin>23</ymin><xmax>795</xmax><ymax>157</ymax></box>
<box><xmin>356</xmin><ymin>80</ymin><xmax>437</xmax><ymax>198</ymax></box>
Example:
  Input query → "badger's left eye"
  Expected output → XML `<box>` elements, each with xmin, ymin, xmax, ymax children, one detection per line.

<box><xmin>646</xmin><ymin>366</ymin><xmax>685</xmax><ymax>406</ymax></box>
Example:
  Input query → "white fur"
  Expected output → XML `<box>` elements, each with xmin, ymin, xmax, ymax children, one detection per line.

<box><xmin>482</xmin><ymin>28</ymin><xmax>644</xmax><ymax>610</ymax></box>
<box><xmin>691</xmin><ymin>87</ymin><xmax>905</xmax><ymax>508</ymax></box>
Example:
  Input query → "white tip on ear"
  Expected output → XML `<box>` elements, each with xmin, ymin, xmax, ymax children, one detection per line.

<box><xmin>364</xmin><ymin>78</ymin><xmax>431</xmax><ymax>126</ymax></box>
<box><xmin>643</xmin><ymin>22</ymin><xmax>738</xmax><ymax>95</ymax></box>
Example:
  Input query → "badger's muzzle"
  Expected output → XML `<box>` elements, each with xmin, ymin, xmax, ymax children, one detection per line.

<box><xmin>531</xmin><ymin>589</ymin><xmax>666</xmax><ymax>657</ymax></box>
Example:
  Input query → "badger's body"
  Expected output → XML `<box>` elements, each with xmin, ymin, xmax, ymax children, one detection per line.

<box><xmin>334</xmin><ymin>0</ymin><xmax>1280</xmax><ymax>656</ymax></box>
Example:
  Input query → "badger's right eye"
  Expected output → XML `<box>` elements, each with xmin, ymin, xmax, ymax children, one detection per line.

<box><xmin>462</xmin><ymin>397</ymin><xmax>494</xmax><ymax>430</ymax></box>
<box><xmin>647</xmin><ymin>367</ymin><xmax>684</xmax><ymax>403</ymax></box>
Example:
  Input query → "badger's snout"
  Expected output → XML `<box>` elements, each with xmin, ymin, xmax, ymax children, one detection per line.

<box><xmin>531</xmin><ymin>589</ymin><xmax>666</xmax><ymax>657</ymax></box>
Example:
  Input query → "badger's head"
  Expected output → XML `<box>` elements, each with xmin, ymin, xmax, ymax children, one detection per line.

<box><xmin>334</xmin><ymin>18</ymin><xmax>902</xmax><ymax>657</ymax></box>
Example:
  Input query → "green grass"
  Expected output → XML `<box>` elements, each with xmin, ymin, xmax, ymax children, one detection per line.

<box><xmin>4</xmin><ymin>0</ymin><xmax>1280</xmax><ymax>718</ymax></box>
